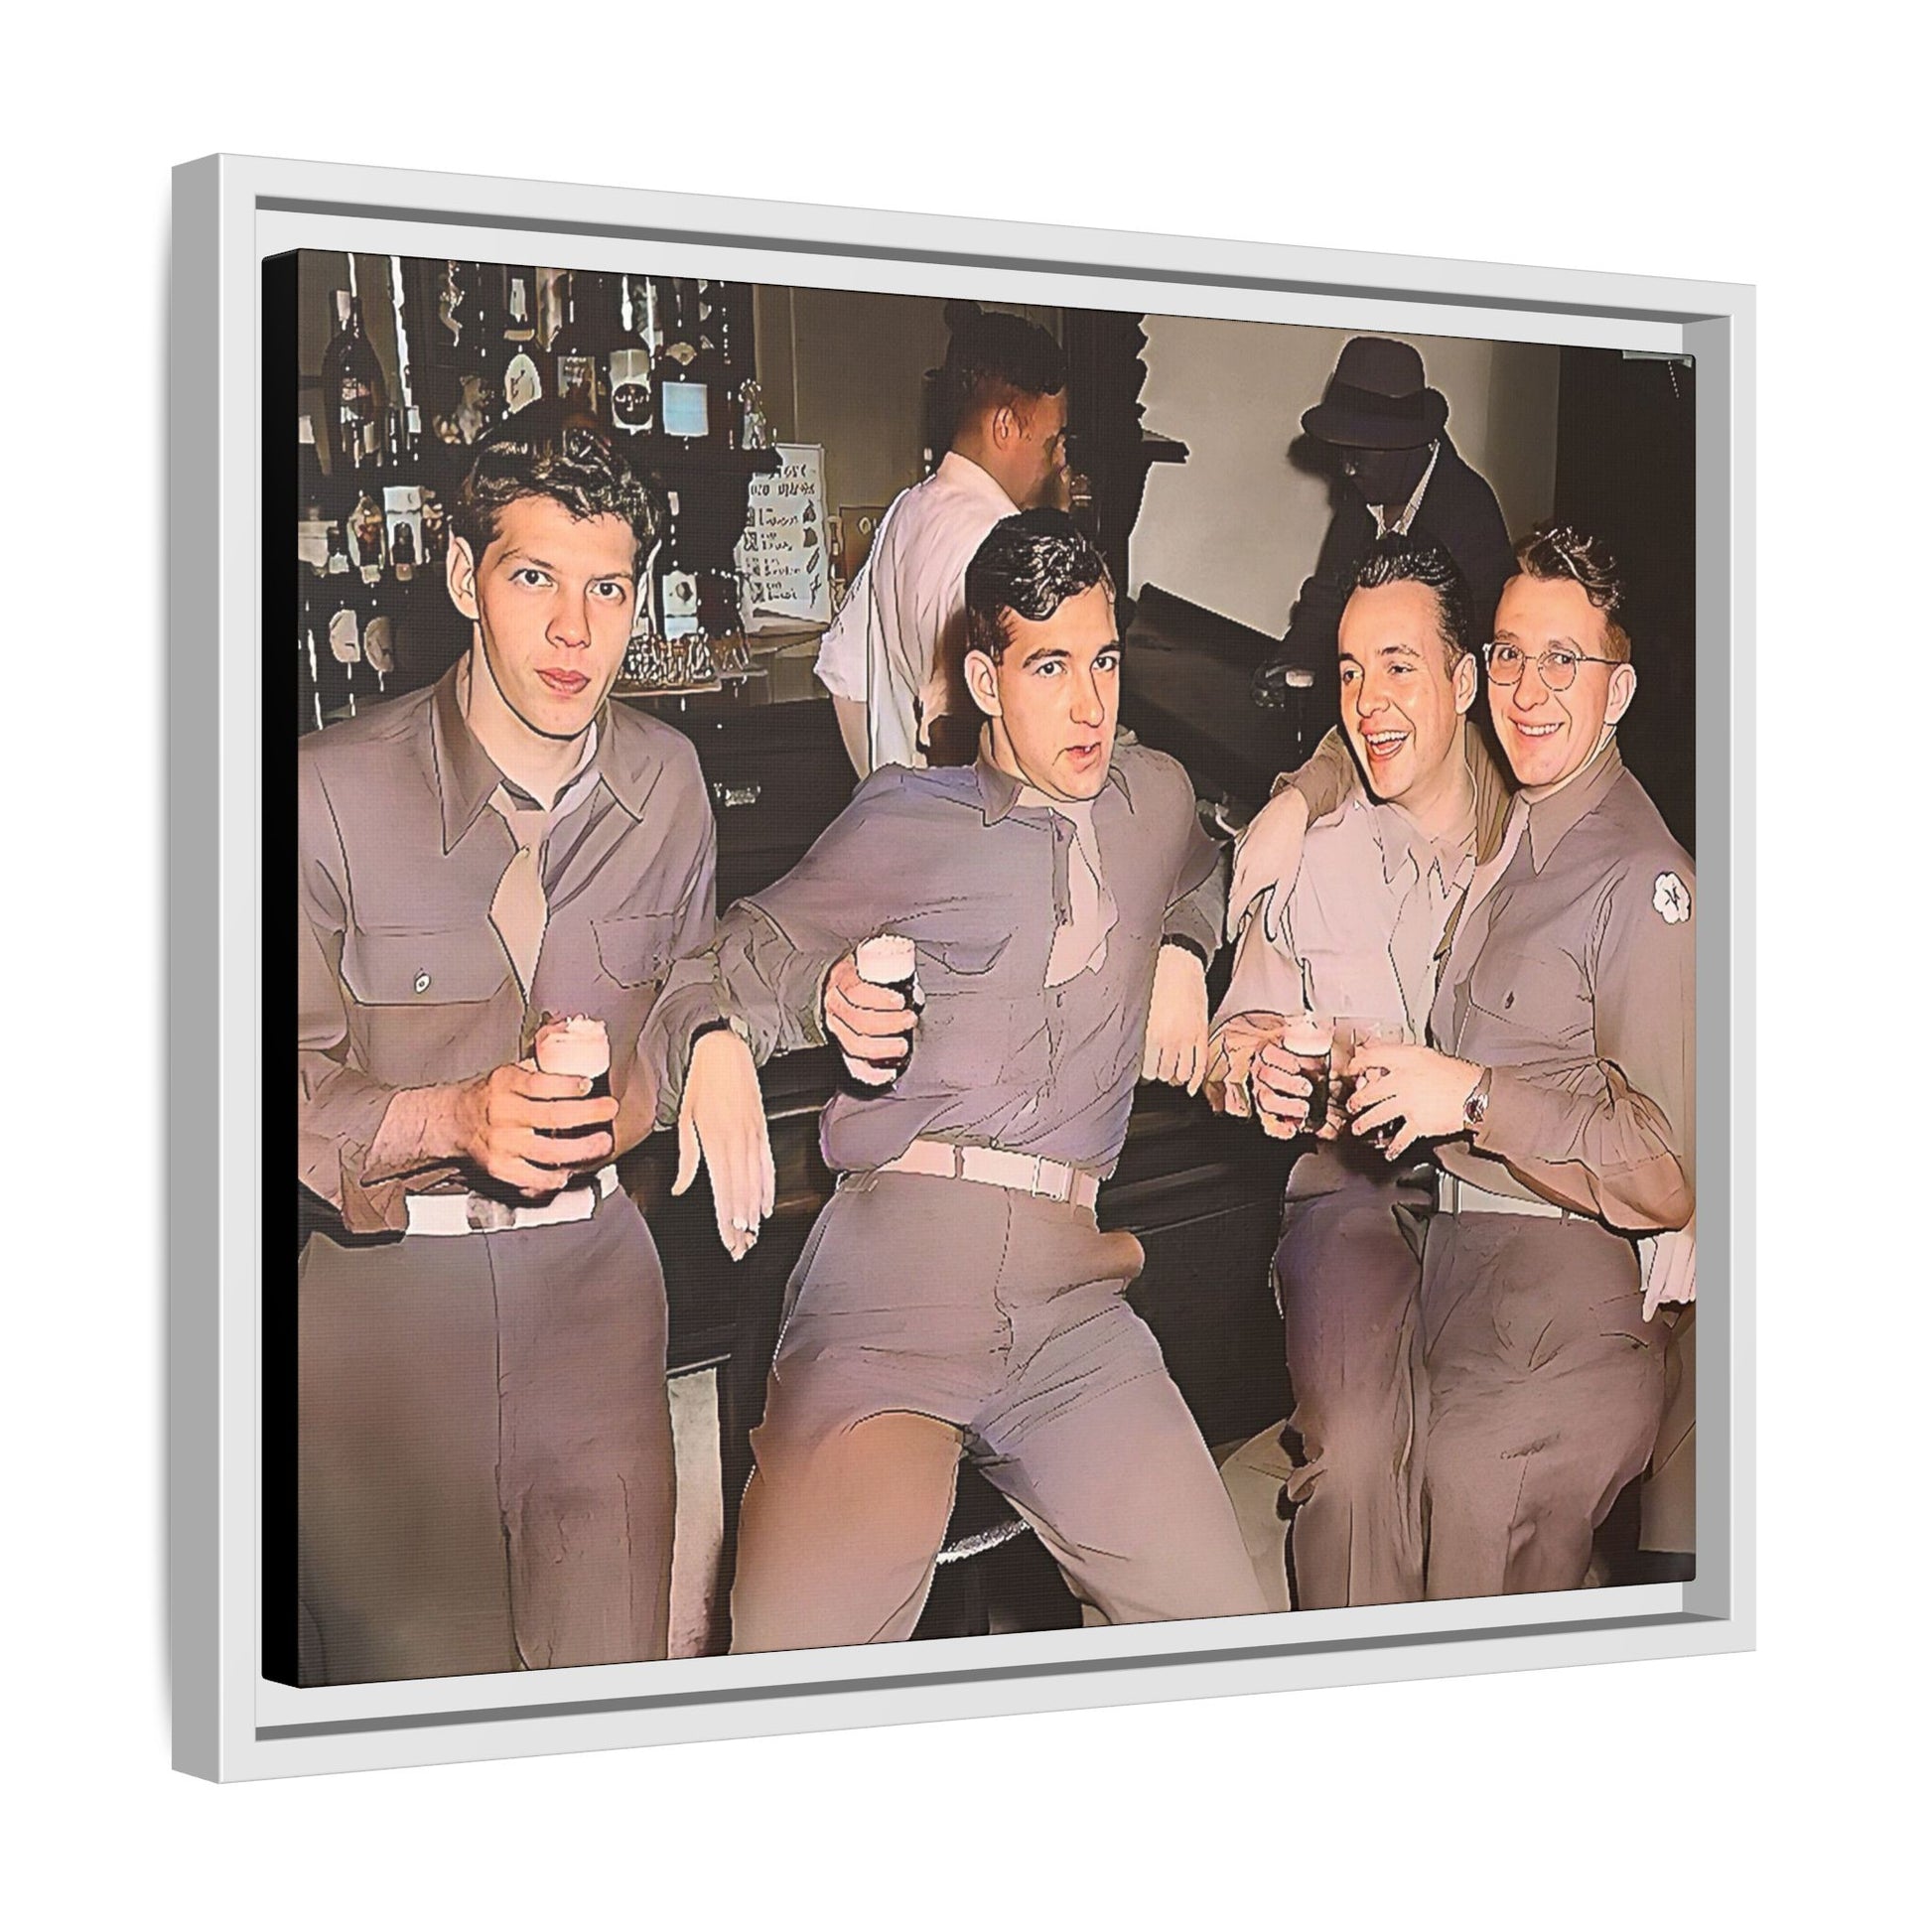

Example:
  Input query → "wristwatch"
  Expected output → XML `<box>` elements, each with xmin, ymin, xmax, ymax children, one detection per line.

<box><xmin>1461</xmin><ymin>1067</ymin><xmax>1494</xmax><ymax>1132</ymax></box>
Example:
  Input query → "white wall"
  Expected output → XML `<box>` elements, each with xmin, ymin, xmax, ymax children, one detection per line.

<box><xmin>1132</xmin><ymin>318</ymin><xmax>1560</xmax><ymax>630</ymax></box>
<box><xmin>5</xmin><ymin>5</ymin><xmax>1916</xmax><ymax>1926</ymax></box>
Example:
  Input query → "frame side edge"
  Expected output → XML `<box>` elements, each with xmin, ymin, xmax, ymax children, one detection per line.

<box><xmin>168</xmin><ymin>151</ymin><xmax>226</xmax><ymax>1782</ymax></box>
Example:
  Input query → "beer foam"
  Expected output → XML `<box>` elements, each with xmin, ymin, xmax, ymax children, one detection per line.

<box><xmin>1280</xmin><ymin>1013</ymin><xmax>1333</xmax><ymax>1056</ymax></box>
<box><xmin>856</xmin><ymin>934</ymin><xmax>916</xmax><ymax>986</ymax></box>
<box><xmin>534</xmin><ymin>1014</ymin><xmax>610</xmax><ymax>1079</ymax></box>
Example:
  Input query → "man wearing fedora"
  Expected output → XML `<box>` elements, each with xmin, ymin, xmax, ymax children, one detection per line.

<box><xmin>1251</xmin><ymin>337</ymin><xmax>1513</xmax><ymax>715</ymax></box>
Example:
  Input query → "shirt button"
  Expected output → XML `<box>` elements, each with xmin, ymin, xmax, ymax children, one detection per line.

<box><xmin>415</xmin><ymin>972</ymin><xmax>432</xmax><ymax>994</ymax></box>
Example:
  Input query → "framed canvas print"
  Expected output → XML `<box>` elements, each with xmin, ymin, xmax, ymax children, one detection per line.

<box><xmin>169</xmin><ymin>153</ymin><xmax>1753</xmax><ymax>1781</ymax></box>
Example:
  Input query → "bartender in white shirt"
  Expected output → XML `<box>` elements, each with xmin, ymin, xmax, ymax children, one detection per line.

<box><xmin>815</xmin><ymin>310</ymin><xmax>1071</xmax><ymax>776</ymax></box>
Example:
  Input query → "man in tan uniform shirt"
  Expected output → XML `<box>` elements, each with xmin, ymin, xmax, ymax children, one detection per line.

<box><xmin>1208</xmin><ymin>537</ymin><xmax>1506</xmax><ymax>1608</ymax></box>
<box><xmin>296</xmin><ymin>406</ymin><xmax>736</xmax><ymax>1684</ymax></box>
<box><xmin>1348</xmin><ymin>524</ymin><xmax>1694</xmax><ymax>1598</ymax></box>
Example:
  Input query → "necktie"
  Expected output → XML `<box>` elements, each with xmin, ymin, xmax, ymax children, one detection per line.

<box><xmin>1026</xmin><ymin>793</ymin><xmax>1118</xmax><ymax>986</ymax></box>
<box><xmin>487</xmin><ymin>785</ymin><xmax>551</xmax><ymax>1001</ymax></box>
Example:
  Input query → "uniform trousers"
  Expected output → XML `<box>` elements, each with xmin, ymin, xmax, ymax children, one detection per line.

<box><xmin>297</xmin><ymin>1186</ymin><xmax>675</xmax><ymax>1685</ymax></box>
<box><xmin>730</xmin><ymin>1171</ymin><xmax>1271</xmax><ymax>1653</ymax></box>
<box><xmin>1418</xmin><ymin>1206</ymin><xmax>1668</xmax><ymax>1600</ymax></box>
<box><xmin>1275</xmin><ymin>1143</ymin><xmax>1433</xmax><ymax>1608</ymax></box>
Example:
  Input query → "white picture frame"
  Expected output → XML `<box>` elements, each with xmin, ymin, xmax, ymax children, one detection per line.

<box><xmin>170</xmin><ymin>151</ymin><xmax>1753</xmax><ymax>1781</ymax></box>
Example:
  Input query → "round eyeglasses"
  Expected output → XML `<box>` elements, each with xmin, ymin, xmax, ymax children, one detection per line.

<box><xmin>1482</xmin><ymin>642</ymin><xmax>1620</xmax><ymax>692</ymax></box>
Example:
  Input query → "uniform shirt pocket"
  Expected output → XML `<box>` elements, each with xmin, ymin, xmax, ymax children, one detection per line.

<box><xmin>913</xmin><ymin>935</ymin><xmax>1018</xmax><ymax>1087</ymax></box>
<box><xmin>1465</xmin><ymin>944</ymin><xmax>1592</xmax><ymax>1051</ymax></box>
<box><xmin>342</xmin><ymin>925</ymin><xmax>512</xmax><ymax>1007</ymax></box>
<box><xmin>593</xmin><ymin>911</ymin><xmax>679</xmax><ymax>990</ymax></box>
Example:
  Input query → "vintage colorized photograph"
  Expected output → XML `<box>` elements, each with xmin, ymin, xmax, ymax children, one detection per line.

<box><xmin>274</xmin><ymin>241</ymin><xmax>1699</xmax><ymax>1692</ymax></box>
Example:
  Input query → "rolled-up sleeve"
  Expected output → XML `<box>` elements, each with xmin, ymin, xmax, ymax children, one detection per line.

<box><xmin>646</xmin><ymin>772</ymin><xmax>906</xmax><ymax>1120</ymax></box>
<box><xmin>1212</xmin><ymin>891</ymin><xmax>1306</xmax><ymax>1033</ymax></box>
<box><xmin>1161</xmin><ymin>770</ymin><xmax>1226</xmax><ymax>966</ymax></box>
<box><xmin>812</xmin><ymin>571</ymin><xmax>869</xmax><ymax>703</ymax></box>
<box><xmin>1473</xmin><ymin>860</ymin><xmax>1696</xmax><ymax>1232</ymax></box>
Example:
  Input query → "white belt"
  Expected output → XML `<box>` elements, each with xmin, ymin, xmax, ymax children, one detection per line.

<box><xmin>875</xmin><ymin>1138</ymin><xmax>1101</xmax><ymax>1210</ymax></box>
<box><xmin>404</xmin><ymin>1164</ymin><xmax>619</xmax><ymax>1237</ymax></box>
<box><xmin>1438</xmin><ymin>1171</ymin><xmax>1570</xmax><ymax>1220</ymax></box>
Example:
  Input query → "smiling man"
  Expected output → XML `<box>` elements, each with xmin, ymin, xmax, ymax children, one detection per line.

<box><xmin>1346</xmin><ymin>522</ymin><xmax>1695</xmax><ymax>1600</ymax></box>
<box><xmin>295</xmin><ymin>404</ymin><xmax>736</xmax><ymax>1685</ymax></box>
<box><xmin>1206</xmin><ymin>536</ymin><xmax>1502</xmax><ymax>1607</ymax></box>
<box><xmin>655</xmin><ymin>508</ymin><xmax>1268</xmax><ymax>1651</ymax></box>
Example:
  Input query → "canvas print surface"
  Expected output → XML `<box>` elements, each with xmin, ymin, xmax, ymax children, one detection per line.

<box><xmin>275</xmin><ymin>247</ymin><xmax>1696</xmax><ymax>1688</ymax></box>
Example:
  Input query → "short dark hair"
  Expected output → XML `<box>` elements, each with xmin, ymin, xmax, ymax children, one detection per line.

<box><xmin>1511</xmin><ymin>520</ymin><xmax>1632</xmax><ymax>662</ymax></box>
<box><xmin>942</xmin><ymin>309</ymin><xmax>1067</xmax><ymax>430</ymax></box>
<box><xmin>1348</xmin><ymin>534</ymin><xmax>1475</xmax><ymax>673</ymax></box>
<box><xmin>964</xmin><ymin>509</ymin><xmax>1114</xmax><ymax>664</ymax></box>
<box><xmin>452</xmin><ymin>398</ymin><xmax>662</xmax><ymax>567</ymax></box>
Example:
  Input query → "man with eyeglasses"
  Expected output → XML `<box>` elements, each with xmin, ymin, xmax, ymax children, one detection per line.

<box><xmin>1342</xmin><ymin>522</ymin><xmax>1695</xmax><ymax>1600</ymax></box>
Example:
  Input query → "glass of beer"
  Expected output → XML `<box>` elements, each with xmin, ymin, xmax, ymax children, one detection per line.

<box><xmin>1335</xmin><ymin>1015</ymin><xmax>1410</xmax><ymax>1150</ymax></box>
<box><xmin>533</xmin><ymin>1015</ymin><xmax>612</xmax><ymax>1143</ymax></box>
<box><xmin>1274</xmin><ymin>1012</ymin><xmax>1334</xmax><ymax>1136</ymax></box>
<box><xmin>847</xmin><ymin>933</ymin><xmax>920</xmax><ymax>1092</ymax></box>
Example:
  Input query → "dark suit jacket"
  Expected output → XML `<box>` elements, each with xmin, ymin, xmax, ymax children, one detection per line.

<box><xmin>1281</xmin><ymin>432</ymin><xmax>1515</xmax><ymax>710</ymax></box>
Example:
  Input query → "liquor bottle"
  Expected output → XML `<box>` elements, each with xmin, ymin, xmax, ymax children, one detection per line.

<box><xmin>658</xmin><ymin>488</ymin><xmax>702</xmax><ymax>639</ymax></box>
<box><xmin>320</xmin><ymin>286</ymin><xmax>386</xmax><ymax>480</ymax></box>
<box><xmin>698</xmin><ymin>279</ymin><xmax>736</xmax><ymax>449</ymax></box>
<box><xmin>656</xmin><ymin>278</ymin><xmax>710</xmax><ymax>443</ymax></box>
<box><xmin>501</xmin><ymin>262</ymin><xmax>543</xmax><ymax>416</ymax></box>
<box><xmin>552</xmin><ymin>269</ymin><xmax>603</xmax><ymax>423</ymax></box>
<box><xmin>359</xmin><ymin>568</ymin><xmax>396</xmax><ymax>698</ymax></box>
<box><xmin>348</xmin><ymin>478</ymin><xmax>388</xmax><ymax>584</ymax></box>
<box><xmin>452</xmin><ymin>261</ymin><xmax>499</xmax><ymax>443</ymax></box>
<box><xmin>319</xmin><ymin>565</ymin><xmax>363</xmax><ymax>722</ymax></box>
<box><xmin>609</xmin><ymin>273</ymin><xmax>654</xmax><ymax>437</ymax></box>
<box><xmin>377</xmin><ymin>408</ymin><xmax>424</xmax><ymax>586</ymax></box>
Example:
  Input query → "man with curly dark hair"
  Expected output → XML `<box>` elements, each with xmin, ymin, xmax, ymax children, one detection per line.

<box><xmin>656</xmin><ymin>509</ymin><xmax>1271</xmax><ymax>1650</ymax></box>
<box><xmin>295</xmin><ymin>401</ymin><xmax>742</xmax><ymax>1684</ymax></box>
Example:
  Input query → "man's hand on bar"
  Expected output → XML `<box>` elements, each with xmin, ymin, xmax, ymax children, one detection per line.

<box><xmin>674</xmin><ymin>1029</ymin><xmax>776</xmax><ymax>1262</ymax></box>
<box><xmin>1143</xmin><ymin>942</ymin><xmax>1209</xmax><ymax>1094</ymax></box>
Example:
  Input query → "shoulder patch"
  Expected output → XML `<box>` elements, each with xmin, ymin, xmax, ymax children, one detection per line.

<box><xmin>1653</xmin><ymin>871</ymin><xmax>1692</xmax><ymax>924</ymax></box>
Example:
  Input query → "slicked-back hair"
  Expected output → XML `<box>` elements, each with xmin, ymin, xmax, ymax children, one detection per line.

<box><xmin>942</xmin><ymin>310</ymin><xmax>1067</xmax><ymax>431</ymax></box>
<box><xmin>964</xmin><ymin>509</ymin><xmax>1114</xmax><ymax>664</ymax></box>
<box><xmin>452</xmin><ymin>398</ymin><xmax>662</xmax><ymax>568</ymax></box>
<box><xmin>1349</xmin><ymin>534</ymin><xmax>1476</xmax><ymax>675</ymax></box>
<box><xmin>1512</xmin><ymin>520</ymin><xmax>1633</xmax><ymax>662</ymax></box>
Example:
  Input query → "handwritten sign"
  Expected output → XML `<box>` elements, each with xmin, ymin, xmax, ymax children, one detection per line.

<box><xmin>736</xmin><ymin>443</ymin><xmax>832</xmax><ymax>629</ymax></box>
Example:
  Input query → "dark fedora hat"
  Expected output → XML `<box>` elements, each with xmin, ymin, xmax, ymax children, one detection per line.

<box><xmin>1302</xmin><ymin>337</ymin><xmax>1449</xmax><ymax>450</ymax></box>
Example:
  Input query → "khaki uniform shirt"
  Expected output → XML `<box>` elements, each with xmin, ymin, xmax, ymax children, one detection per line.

<box><xmin>651</xmin><ymin>743</ymin><xmax>1224</xmax><ymax>1175</ymax></box>
<box><xmin>1218</xmin><ymin>756</ymin><xmax>1477</xmax><ymax>1039</ymax></box>
<box><xmin>1432</xmin><ymin>741</ymin><xmax>1695</xmax><ymax>1233</ymax></box>
<box><xmin>298</xmin><ymin>665</ymin><xmax>717</xmax><ymax>1234</ymax></box>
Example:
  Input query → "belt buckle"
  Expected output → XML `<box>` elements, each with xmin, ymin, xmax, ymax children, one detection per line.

<box><xmin>465</xmin><ymin>1192</ymin><xmax>516</xmax><ymax>1234</ymax></box>
<box><xmin>1029</xmin><ymin>1156</ymin><xmax>1069</xmax><ymax>1203</ymax></box>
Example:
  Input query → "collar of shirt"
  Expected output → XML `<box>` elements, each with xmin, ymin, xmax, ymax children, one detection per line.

<box><xmin>1371</xmin><ymin>794</ymin><xmax>1477</xmax><ymax>896</ymax></box>
<box><xmin>934</xmin><ymin>449</ymin><xmax>1021</xmax><ymax>517</ymax></box>
<box><xmin>429</xmin><ymin>663</ymin><xmax>651</xmax><ymax>852</ymax></box>
<box><xmin>1511</xmin><ymin>735</ymin><xmax>1626</xmax><ymax>873</ymax></box>
<box><xmin>1369</xmin><ymin>439</ymin><xmax>1442</xmax><ymax>538</ymax></box>
<box><xmin>972</xmin><ymin>747</ymin><xmax>1134</xmax><ymax>824</ymax></box>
